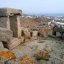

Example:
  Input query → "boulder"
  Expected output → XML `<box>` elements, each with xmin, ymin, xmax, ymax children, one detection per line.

<box><xmin>35</xmin><ymin>49</ymin><xmax>50</xmax><ymax>60</ymax></box>
<box><xmin>0</xmin><ymin>51</ymin><xmax>16</xmax><ymax>62</ymax></box>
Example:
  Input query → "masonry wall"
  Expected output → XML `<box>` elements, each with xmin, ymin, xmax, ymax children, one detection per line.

<box><xmin>0</xmin><ymin>28</ymin><xmax>13</xmax><ymax>42</ymax></box>
<box><xmin>0</xmin><ymin>17</ymin><xmax>7</xmax><ymax>28</ymax></box>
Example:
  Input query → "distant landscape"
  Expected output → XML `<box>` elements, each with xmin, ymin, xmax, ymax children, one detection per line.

<box><xmin>26</xmin><ymin>13</ymin><xmax>64</xmax><ymax>17</ymax></box>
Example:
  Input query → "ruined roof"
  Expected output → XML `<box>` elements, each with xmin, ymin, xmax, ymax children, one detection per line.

<box><xmin>0</xmin><ymin>8</ymin><xmax>22</xmax><ymax>16</ymax></box>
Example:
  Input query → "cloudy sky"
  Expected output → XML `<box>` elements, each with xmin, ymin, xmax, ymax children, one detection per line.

<box><xmin>0</xmin><ymin>0</ymin><xmax>64</xmax><ymax>14</ymax></box>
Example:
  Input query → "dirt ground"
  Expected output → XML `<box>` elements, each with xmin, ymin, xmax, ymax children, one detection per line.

<box><xmin>11</xmin><ymin>37</ymin><xmax>64</xmax><ymax>64</ymax></box>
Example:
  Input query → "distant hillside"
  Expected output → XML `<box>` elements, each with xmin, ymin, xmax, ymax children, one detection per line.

<box><xmin>20</xmin><ymin>16</ymin><xmax>48</xmax><ymax>30</ymax></box>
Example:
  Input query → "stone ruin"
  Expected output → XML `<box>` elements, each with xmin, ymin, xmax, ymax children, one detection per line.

<box><xmin>0</xmin><ymin>8</ymin><xmax>22</xmax><ymax>49</ymax></box>
<box><xmin>0</xmin><ymin>8</ymin><xmax>39</xmax><ymax>50</ymax></box>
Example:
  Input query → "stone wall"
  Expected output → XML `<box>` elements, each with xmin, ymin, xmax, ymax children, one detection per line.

<box><xmin>0</xmin><ymin>28</ymin><xmax>13</xmax><ymax>42</ymax></box>
<box><xmin>0</xmin><ymin>17</ymin><xmax>7</xmax><ymax>28</ymax></box>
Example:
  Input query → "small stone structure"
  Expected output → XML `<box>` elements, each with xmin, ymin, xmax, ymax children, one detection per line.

<box><xmin>0</xmin><ymin>8</ymin><xmax>22</xmax><ymax>37</ymax></box>
<box><xmin>0</xmin><ymin>8</ymin><xmax>39</xmax><ymax>49</ymax></box>
<box><xmin>0</xmin><ymin>8</ymin><xmax>22</xmax><ymax>49</ymax></box>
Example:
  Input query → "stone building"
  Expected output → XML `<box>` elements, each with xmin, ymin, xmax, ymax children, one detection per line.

<box><xmin>0</xmin><ymin>8</ymin><xmax>22</xmax><ymax>49</ymax></box>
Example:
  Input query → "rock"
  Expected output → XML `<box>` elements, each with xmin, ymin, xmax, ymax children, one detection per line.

<box><xmin>5</xmin><ymin>59</ymin><xmax>21</xmax><ymax>64</ymax></box>
<box><xmin>0</xmin><ymin>56</ymin><xmax>8</xmax><ymax>62</ymax></box>
<box><xmin>31</xmin><ymin>31</ymin><xmax>38</xmax><ymax>40</ymax></box>
<box><xmin>35</xmin><ymin>49</ymin><xmax>50</xmax><ymax>60</ymax></box>
<box><xmin>0</xmin><ymin>48</ymin><xmax>8</xmax><ymax>51</ymax></box>
<box><xmin>0</xmin><ymin>51</ymin><xmax>16</xmax><ymax>60</ymax></box>
<box><xmin>20</xmin><ymin>55</ymin><xmax>36</xmax><ymax>64</ymax></box>
<box><xmin>21</xmin><ymin>27</ymin><xmax>31</xmax><ymax>42</ymax></box>
<box><xmin>0</xmin><ymin>42</ymin><xmax>4</xmax><ymax>49</ymax></box>
<box><xmin>39</xmin><ymin>28</ymin><xmax>52</xmax><ymax>38</ymax></box>
<box><xmin>21</xmin><ymin>27</ymin><xmax>30</xmax><ymax>37</ymax></box>
<box><xmin>37</xmin><ymin>60</ymin><xmax>47</xmax><ymax>64</ymax></box>
<box><xmin>0</xmin><ymin>61</ymin><xmax>5</xmax><ymax>64</ymax></box>
<box><xmin>56</xmin><ymin>32</ymin><xmax>61</xmax><ymax>37</ymax></box>
<box><xmin>6</xmin><ymin>55</ymin><xmax>36</xmax><ymax>64</ymax></box>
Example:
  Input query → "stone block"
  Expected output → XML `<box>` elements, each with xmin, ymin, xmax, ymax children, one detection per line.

<box><xmin>0</xmin><ymin>8</ymin><xmax>22</xmax><ymax>16</ymax></box>
<box><xmin>8</xmin><ymin>38</ymin><xmax>22</xmax><ymax>49</ymax></box>
<box><xmin>0</xmin><ymin>27</ymin><xmax>13</xmax><ymax>42</ymax></box>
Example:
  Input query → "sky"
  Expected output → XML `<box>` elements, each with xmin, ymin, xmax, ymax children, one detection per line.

<box><xmin>0</xmin><ymin>0</ymin><xmax>64</xmax><ymax>14</ymax></box>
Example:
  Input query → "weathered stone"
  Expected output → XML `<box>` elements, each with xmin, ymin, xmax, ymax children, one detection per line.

<box><xmin>0</xmin><ymin>51</ymin><xmax>16</xmax><ymax>62</ymax></box>
<box><xmin>0</xmin><ymin>8</ymin><xmax>22</xmax><ymax>16</ymax></box>
<box><xmin>10</xmin><ymin>15</ymin><xmax>21</xmax><ymax>38</ymax></box>
<box><xmin>20</xmin><ymin>55</ymin><xmax>36</xmax><ymax>64</ymax></box>
<box><xmin>0</xmin><ymin>8</ymin><xmax>22</xmax><ymax>38</ymax></box>
<box><xmin>5</xmin><ymin>56</ymin><xmax>36</xmax><ymax>64</ymax></box>
<box><xmin>8</xmin><ymin>38</ymin><xmax>22</xmax><ymax>49</ymax></box>
<box><xmin>0</xmin><ymin>42</ymin><xmax>4</xmax><ymax>49</ymax></box>
<box><xmin>0</xmin><ymin>17</ymin><xmax>8</xmax><ymax>28</ymax></box>
<box><xmin>0</xmin><ymin>8</ymin><xmax>23</xmax><ymax>49</ymax></box>
<box><xmin>56</xmin><ymin>32</ymin><xmax>61</xmax><ymax>37</ymax></box>
<box><xmin>21</xmin><ymin>27</ymin><xmax>31</xmax><ymax>42</ymax></box>
<box><xmin>21</xmin><ymin>27</ymin><xmax>30</xmax><ymax>37</ymax></box>
<box><xmin>0</xmin><ymin>27</ymin><xmax>13</xmax><ymax>41</ymax></box>
<box><xmin>5</xmin><ymin>58</ymin><xmax>22</xmax><ymax>64</ymax></box>
<box><xmin>35</xmin><ymin>49</ymin><xmax>50</xmax><ymax>60</ymax></box>
<box><xmin>31</xmin><ymin>31</ymin><xmax>38</xmax><ymax>40</ymax></box>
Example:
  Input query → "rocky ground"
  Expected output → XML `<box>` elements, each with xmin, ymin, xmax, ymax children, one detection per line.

<box><xmin>11</xmin><ymin>37</ymin><xmax>64</xmax><ymax>64</ymax></box>
<box><xmin>0</xmin><ymin>37</ymin><xmax>64</xmax><ymax>64</ymax></box>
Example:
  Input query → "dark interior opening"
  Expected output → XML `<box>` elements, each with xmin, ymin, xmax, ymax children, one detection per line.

<box><xmin>30</xmin><ymin>32</ymin><xmax>33</xmax><ymax>37</ymax></box>
<box><xmin>38</xmin><ymin>32</ymin><xmax>41</xmax><ymax>36</ymax></box>
<box><xmin>21</xmin><ymin>30</ymin><xmax>25</xmax><ymax>36</ymax></box>
<box><xmin>2</xmin><ymin>41</ymin><xmax>9</xmax><ymax>49</ymax></box>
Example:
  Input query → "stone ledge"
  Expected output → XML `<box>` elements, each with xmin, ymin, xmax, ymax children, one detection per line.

<box><xmin>0</xmin><ymin>8</ymin><xmax>22</xmax><ymax>16</ymax></box>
